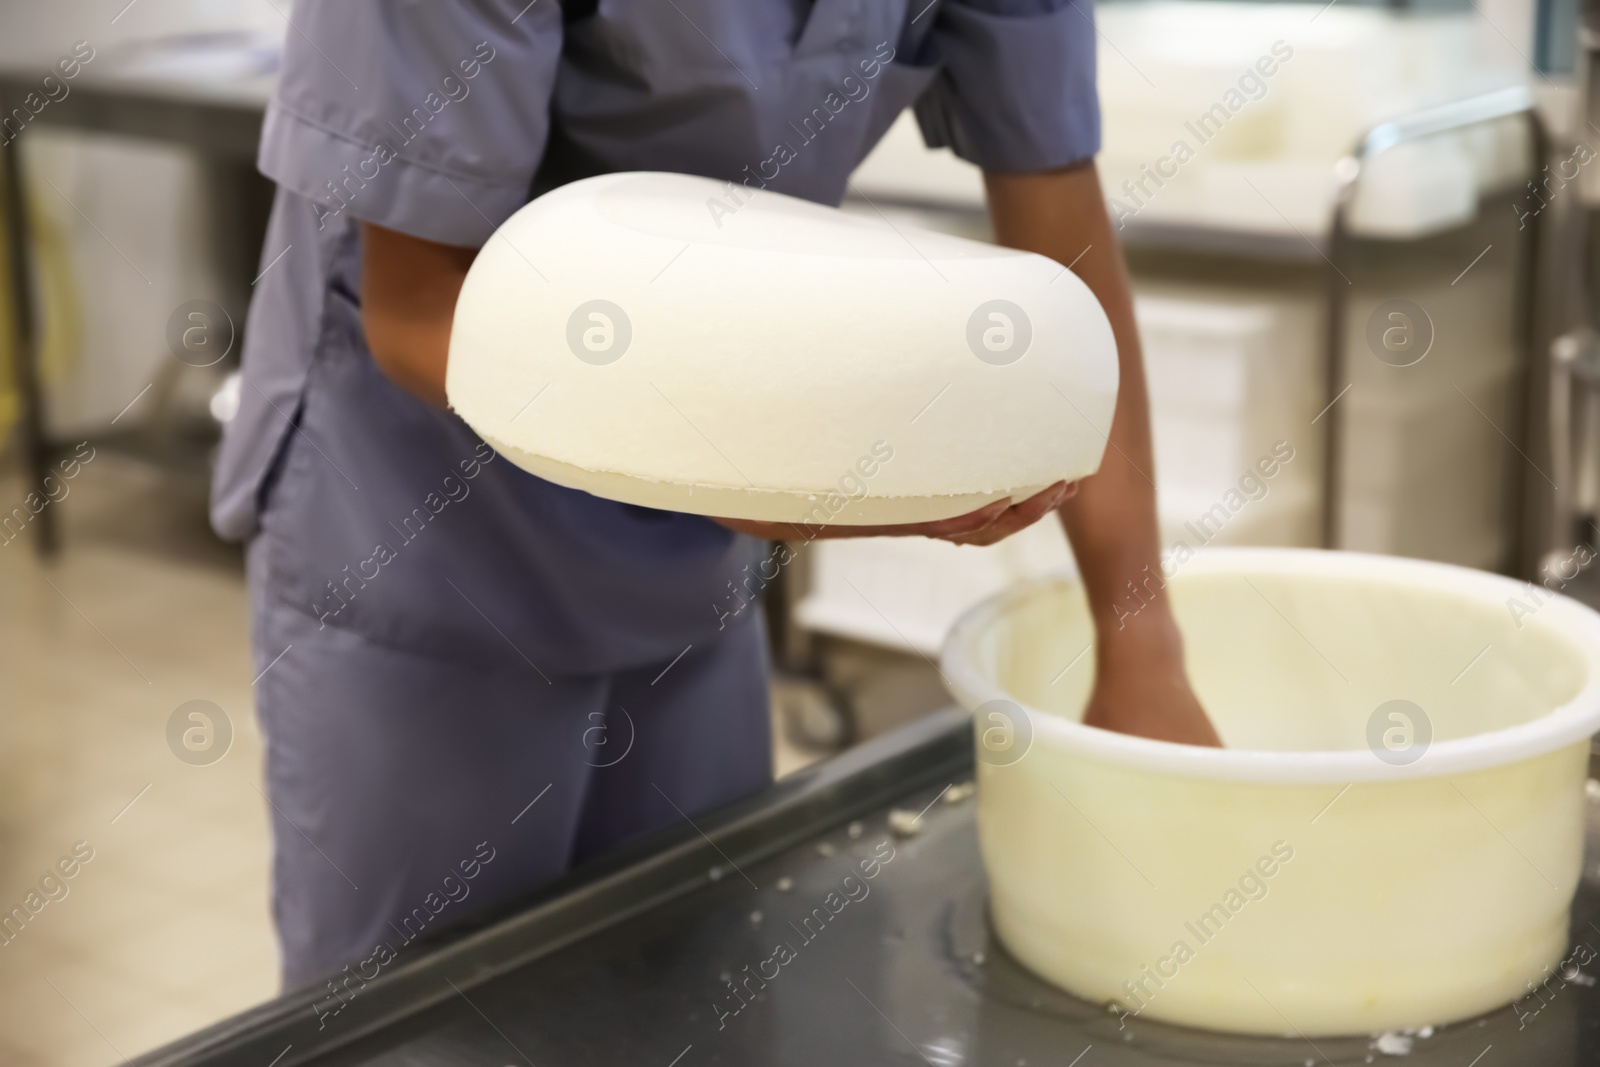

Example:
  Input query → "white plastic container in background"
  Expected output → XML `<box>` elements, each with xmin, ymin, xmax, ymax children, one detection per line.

<box><xmin>941</xmin><ymin>548</ymin><xmax>1600</xmax><ymax>1036</ymax></box>
<box><xmin>794</xmin><ymin>520</ymin><xmax>1075</xmax><ymax>657</ymax></box>
<box><xmin>850</xmin><ymin>5</ymin><xmax>1530</xmax><ymax>238</ymax></box>
<box><xmin>25</xmin><ymin>132</ymin><xmax>212</xmax><ymax>435</ymax></box>
<box><xmin>1137</xmin><ymin>284</ymin><xmax>1321</xmax><ymax>509</ymax></box>
<box><xmin>1341</xmin><ymin>363</ymin><xmax>1516</xmax><ymax>568</ymax></box>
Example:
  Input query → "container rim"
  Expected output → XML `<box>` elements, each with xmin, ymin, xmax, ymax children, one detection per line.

<box><xmin>939</xmin><ymin>547</ymin><xmax>1600</xmax><ymax>783</ymax></box>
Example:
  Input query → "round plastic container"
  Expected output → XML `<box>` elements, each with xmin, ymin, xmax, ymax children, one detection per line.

<box><xmin>940</xmin><ymin>548</ymin><xmax>1600</xmax><ymax>1036</ymax></box>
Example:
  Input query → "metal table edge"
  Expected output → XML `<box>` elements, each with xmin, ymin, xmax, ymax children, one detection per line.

<box><xmin>130</xmin><ymin>707</ymin><xmax>976</xmax><ymax>1067</ymax></box>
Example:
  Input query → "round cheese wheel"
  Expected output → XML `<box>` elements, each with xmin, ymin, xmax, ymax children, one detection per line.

<box><xmin>446</xmin><ymin>172</ymin><xmax>1118</xmax><ymax>525</ymax></box>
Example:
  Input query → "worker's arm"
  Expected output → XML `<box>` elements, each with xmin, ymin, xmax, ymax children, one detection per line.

<box><xmin>359</xmin><ymin>220</ymin><xmax>1077</xmax><ymax>544</ymax></box>
<box><xmin>985</xmin><ymin>162</ymin><xmax>1222</xmax><ymax>747</ymax></box>
<box><xmin>360</xmin><ymin>222</ymin><xmax>477</xmax><ymax>408</ymax></box>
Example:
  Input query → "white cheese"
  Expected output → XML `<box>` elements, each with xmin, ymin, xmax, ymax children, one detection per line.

<box><xmin>446</xmin><ymin>172</ymin><xmax>1119</xmax><ymax>524</ymax></box>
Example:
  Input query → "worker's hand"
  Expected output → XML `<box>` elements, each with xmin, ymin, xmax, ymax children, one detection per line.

<box><xmin>1082</xmin><ymin>610</ymin><xmax>1222</xmax><ymax>747</ymax></box>
<box><xmin>712</xmin><ymin>481</ymin><xmax>1075</xmax><ymax>545</ymax></box>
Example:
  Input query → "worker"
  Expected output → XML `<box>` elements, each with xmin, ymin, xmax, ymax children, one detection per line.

<box><xmin>213</xmin><ymin>0</ymin><xmax>1221</xmax><ymax>989</ymax></box>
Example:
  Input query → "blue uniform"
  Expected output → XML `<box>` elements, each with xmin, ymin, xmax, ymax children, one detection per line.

<box><xmin>216</xmin><ymin>0</ymin><xmax>1099</xmax><ymax>986</ymax></box>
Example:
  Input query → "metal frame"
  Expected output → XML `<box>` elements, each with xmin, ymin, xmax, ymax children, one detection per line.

<box><xmin>1</xmin><ymin>119</ymin><xmax>51</xmax><ymax>550</ymax></box>
<box><xmin>1542</xmin><ymin>0</ymin><xmax>1600</xmax><ymax>576</ymax></box>
<box><xmin>0</xmin><ymin>72</ymin><xmax>269</xmax><ymax>556</ymax></box>
<box><xmin>1320</xmin><ymin>86</ymin><xmax>1549</xmax><ymax>562</ymax></box>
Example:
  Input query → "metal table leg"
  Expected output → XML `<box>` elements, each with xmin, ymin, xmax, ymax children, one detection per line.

<box><xmin>1</xmin><ymin>117</ymin><xmax>58</xmax><ymax>557</ymax></box>
<box><xmin>1319</xmin><ymin>90</ymin><xmax>1546</xmax><ymax>573</ymax></box>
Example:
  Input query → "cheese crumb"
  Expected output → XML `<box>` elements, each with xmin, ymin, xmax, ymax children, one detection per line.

<box><xmin>888</xmin><ymin>809</ymin><xmax>923</xmax><ymax>837</ymax></box>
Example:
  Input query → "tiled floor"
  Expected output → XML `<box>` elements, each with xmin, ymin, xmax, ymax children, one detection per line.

<box><xmin>0</xmin><ymin>455</ymin><xmax>822</xmax><ymax>1066</ymax></box>
<box><xmin>0</xmin><ymin>458</ymin><xmax>275</xmax><ymax>1067</ymax></box>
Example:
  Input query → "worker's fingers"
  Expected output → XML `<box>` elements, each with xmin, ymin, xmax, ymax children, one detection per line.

<box><xmin>895</xmin><ymin>481</ymin><xmax>1073</xmax><ymax>542</ymax></box>
<box><xmin>709</xmin><ymin>516</ymin><xmax>803</xmax><ymax>539</ymax></box>
<box><xmin>711</xmin><ymin>497</ymin><xmax>1010</xmax><ymax>541</ymax></box>
<box><xmin>975</xmin><ymin>482</ymin><xmax>1072</xmax><ymax>533</ymax></box>
<box><xmin>889</xmin><ymin>497</ymin><xmax>1013</xmax><ymax>539</ymax></box>
<box><xmin>948</xmin><ymin>505</ymin><xmax>1055</xmax><ymax>545</ymax></box>
<box><xmin>778</xmin><ymin>497</ymin><xmax>1015</xmax><ymax>541</ymax></box>
<box><xmin>941</xmin><ymin>481</ymin><xmax>1075</xmax><ymax>546</ymax></box>
<box><xmin>709</xmin><ymin>481</ymin><xmax>1077</xmax><ymax>543</ymax></box>
<box><xmin>944</xmin><ymin>514</ymin><xmax>1031</xmax><ymax>546</ymax></box>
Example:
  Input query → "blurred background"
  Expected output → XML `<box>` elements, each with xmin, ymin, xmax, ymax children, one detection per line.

<box><xmin>1</xmin><ymin>0</ymin><xmax>1597</xmax><ymax>1062</ymax></box>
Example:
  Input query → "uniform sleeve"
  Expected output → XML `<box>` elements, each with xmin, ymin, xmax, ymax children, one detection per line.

<box><xmin>259</xmin><ymin>0</ymin><xmax>562</xmax><ymax>247</ymax></box>
<box><xmin>913</xmin><ymin>0</ymin><xmax>1100</xmax><ymax>173</ymax></box>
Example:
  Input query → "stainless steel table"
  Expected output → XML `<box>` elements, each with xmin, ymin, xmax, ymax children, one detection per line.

<box><xmin>0</xmin><ymin>62</ymin><xmax>272</xmax><ymax>553</ymax></box>
<box><xmin>134</xmin><ymin>709</ymin><xmax>1600</xmax><ymax>1067</ymax></box>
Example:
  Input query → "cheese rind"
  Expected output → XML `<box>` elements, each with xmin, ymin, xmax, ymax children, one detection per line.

<box><xmin>447</xmin><ymin>172</ymin><xmax>1119</xmax><ymax>523</ymax></box>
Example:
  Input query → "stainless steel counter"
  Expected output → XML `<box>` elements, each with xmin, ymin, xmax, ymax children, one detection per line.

<box><xmin>136</xmin><ymin>708</ymin><xmax>1600</xmax><ymax>1066</ymax></box>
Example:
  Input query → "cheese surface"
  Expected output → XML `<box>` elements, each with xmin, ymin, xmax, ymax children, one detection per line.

<box><xmin>446</xmin><ymin>172</ymin><xmax>1119</xmax><ymax>524</ymax></box>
